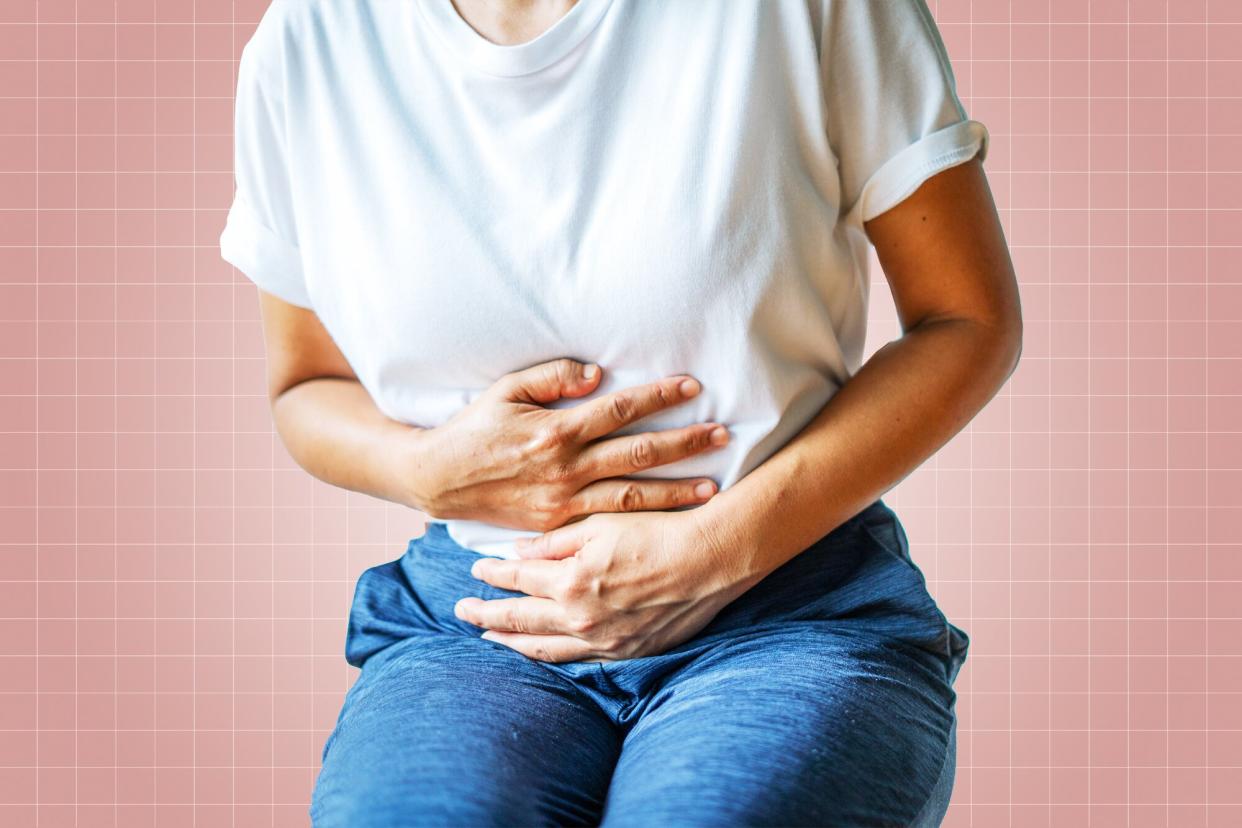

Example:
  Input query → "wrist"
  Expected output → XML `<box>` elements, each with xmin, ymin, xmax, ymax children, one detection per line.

<box><xmin>679</xmin><ymin>504</ymin><xmax>766</xmax><ymax>603</ymax></box>
<box><xmin>388</xmin><ymin>424</ymin><xmax>445</xmax><ymax>516</ymax></box>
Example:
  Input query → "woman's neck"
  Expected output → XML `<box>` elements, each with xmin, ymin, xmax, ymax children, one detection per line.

<box><xmin>448</xmin><ymin>0</ymin><xmax>580</xmax><ymax>46</ymax></box>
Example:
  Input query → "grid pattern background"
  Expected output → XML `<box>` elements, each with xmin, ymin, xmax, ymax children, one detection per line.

<box><xmin>1</xmin><ymin>0</ymin><xmax>1240</xmax><ymax>826</ymax></box>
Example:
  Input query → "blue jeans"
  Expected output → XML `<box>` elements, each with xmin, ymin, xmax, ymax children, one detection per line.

<box><xmin>310</xmin><ymin>499</ymin><xmax>969</xmax><ymax>827</ymax></box>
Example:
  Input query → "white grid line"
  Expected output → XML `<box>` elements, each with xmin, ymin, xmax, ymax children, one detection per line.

<box><xmin>2</xmin><ymin>3</ymin><xmax>1239</xmax><ymax>825</ymax></box>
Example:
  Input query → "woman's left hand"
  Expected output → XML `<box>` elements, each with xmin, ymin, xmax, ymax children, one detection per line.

<box><xmin>454</xmin><ymin>510</ymin><xmax>751</xmax><ymax>663</ymax></box>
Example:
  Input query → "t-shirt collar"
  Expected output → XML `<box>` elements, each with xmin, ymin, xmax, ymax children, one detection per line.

<box><xmin>415</xmin><ymin>0</ymin><xmax>616</xmax><ymax>78</ymax></box>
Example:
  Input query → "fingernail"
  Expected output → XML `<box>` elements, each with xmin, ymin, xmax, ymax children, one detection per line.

<box><xmin>469</xmin><ymin>561</ymin><xmax>484</xmax><ymax>578</ymax></box>
<box><xmin>583</xmin><ymin>363</ymin><xmax>598</xmax><ymax>379</ymax></box>
<box><xmin>710</xmin><ymin>426</ymin><xmax>729</xmax><ymax>445</ymax></box>
<box><xmin>694</xmin><ymin>481</ymin><xmax>716</xmax><ymax>498</ymax></box>
<box><xmin>679</xmin><ymin>377</ymin><xmax>700</xmax><ymax>396</ymax></box>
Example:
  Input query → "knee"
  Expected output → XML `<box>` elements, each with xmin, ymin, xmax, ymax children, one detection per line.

<box><xmin>310</xmin><ymin>747</ymin><xmax>414</xmax><ymax>828</ymax></box>
<box><xmin>311</xmin><ymin>717</ymin><xmax>578</xmax><ymax>828</ymax></box>
<box><xmin>908</xmin><ymin>716</ymin><xmax>959</xmax><ymax>828</ymax></box>
<box><xmin>311</xmin><ymin>763</ymin><xmax>544</xmax><ymax>828</ymax></box>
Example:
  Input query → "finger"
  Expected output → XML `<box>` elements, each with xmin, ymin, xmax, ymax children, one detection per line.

<box><xmin>566</xmin><ymin>476</ymin><xmax>718</xmax><ymax>517</ymax></box>
<box><xmin>479</xmin><ymin>631</ymin><xmax>597</xmax><ymax>663</ymax></box>
<box><xmin>454</xmin><ymin>596</ymin><xmax>568</xmax><ymax>635</ymax></box>
<box><xmin>575</xmin><ymin>422</ymin><xmax>730</xmax><ymax>480</ymax></box>
<box><xmin>495</xmin><ymin>358</ymin><xmax>601</xmax><ymax>406</ymax></box>
<box><xmin>515</xmin><ymin>524</ymin><xmax>588</xmax><ymax>560</ymax></box>
<box><xmin>563</xmin><ymin>374</ymin><xmax>702</xmax><ymax>443</ymax></box>
<box><xmin>469</xmin><ymin>557</ymin><xmax>562</xmax><ymax>597</ymax></box>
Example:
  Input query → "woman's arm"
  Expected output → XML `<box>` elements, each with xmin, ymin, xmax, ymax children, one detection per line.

<box><xmin>256</xmin><ymin>292</ymin><xmax>732</xmax><ymax>529</ymax></box>
<box><xmin>256</xmin><ymin>292</ymin><xmax>441</xmax><ymax>510</ymax></box>
<box><xmin>693</xmin><ymin>155</ymin><xmax>1022</xmax><ymax>589</ymax></box>
<box><xmin>459</xmin><ymin>155</ymin><xmax>1023</xmax><ymax>662</ymax></box>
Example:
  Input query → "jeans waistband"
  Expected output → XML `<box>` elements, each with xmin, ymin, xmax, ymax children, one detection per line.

<box><xmin>343</xmin><ymin>497</ymin><xmax>966</xmax><ymax>679</ymax></box>
<box><xmin>408</xmin><ymin>499</ymin><xmax>896</xmax><ymax>633</ymax></box>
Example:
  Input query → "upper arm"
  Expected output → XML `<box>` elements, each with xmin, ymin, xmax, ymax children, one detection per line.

<box><xmin>819</xmin><ymin>0</ymin><xmax>989</xmax><ymax>228</ymax></box>
<box><xmin>220</xmin><ymin>5</ymin><xmax>354</xmax><ymax>401</ymax></box>
<box><xmin>257</xmin><ymin>288</ymin><xmax>357</xmax><ymax>402</ymax></box>
<box><xmin>863</xmin><ymin>156</ymin><xmax>1023</xmax><ymax>342</ymax></box>
<box><xmin>219</xmin><ymin>1</ymin><xmax>313</xmax><ymax>311</ymax></box>
<box><xmin>814</xmin><ymin>1</ymin><xmax>1017</xmax><ymax>341</ymax></box>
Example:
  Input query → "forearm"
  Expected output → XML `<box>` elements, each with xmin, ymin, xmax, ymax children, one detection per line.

<box><xmin>271</xmin><ymin>377</ymin><xmax>438</xmax><ymax>511</ymax></box>
<box><xmin>691</xmin><ymin>316</ymin><xmax>1022</xmax><ymax>591</ymax></box>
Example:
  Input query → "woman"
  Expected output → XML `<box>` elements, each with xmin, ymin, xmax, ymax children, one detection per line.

<box><xmin>220</xmin><ymin>0</ymin><xmax>1021</xmax><ymax>825</ymax></box>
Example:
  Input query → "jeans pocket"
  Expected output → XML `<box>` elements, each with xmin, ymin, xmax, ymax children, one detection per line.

<box><xmin>855</xmin><ymin>502</ymin><xmax>911</xmax><ymax>563</ymax></box>
<box><xmin>854</xmin><ymin>505</ymin><xmax>971</xmax><ymax>681</ymax></box>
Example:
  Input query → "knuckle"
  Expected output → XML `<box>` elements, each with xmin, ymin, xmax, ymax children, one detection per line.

<box><xmin>616</xmin><ymin>482</ymin><xmax>644</xmax><ymax>512</ymax></box>
<box><xmin>567</xmin><ymin>612</ymin><xmax>596</xmax><ymax>635</ymax></box>
<box><xmin>628</xmin><ymin>438</ymin><xmax>655</xmax><ymax>469</ymax></box>
<box><xmin>532</xmin><ymin>512</ymin><xmax>561</xmax><ymax>533</ymax></box>
<box><xmin>558</xmin><ymin>572</ymin><xmax>586</xmax><ymax>601</ymax></box>
<box><xmin>608</xmin><ymin>394</ymin><xmax>635</xmax><ymax>423</ymax></box>
<box><xmin>529</xmin><ymin>488</ymin><xmax>562</xmax><ymax>515</ymax></box>
<box><xmin>600</xmin><ymin>633</ymin><xmax>628</xmax><ymax>654</ymax></box>
<box><xmin>559</xmin><ymin>493</ymin><xmax>586</xmax><ymax>523</ymax></box>
<box><xmin>690</xmin><ymin>427</ymin><xmax>712</xmax><ymax>451</ymax></box>
<box><xmin>558</xmin><ymin>576</ymin><xmax>581</xmax><ymax>603</ymax></box>
<box><xmin>490</xmin><ymin>373</ymin><xmax>514</xmax><ymax>398</ymax></box>
<box><xmin>545</xmin><ymin>459</ymin><xmax>576</xmax><ymax>485</ymax></box>
<box><xmin>502</xmin><ymin>607</ymin><xmax>522</xmax><ymax>632</ymax></box>
<box><xmin>531</xmin><ymin>422</ymin><xmax>569</xmax><ymax>452</ymax></box>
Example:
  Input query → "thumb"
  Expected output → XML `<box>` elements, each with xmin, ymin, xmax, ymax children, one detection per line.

<box><xmin>498</xmin><ymin>358</ymin><xmax>600</xmax><ymax>405</ymax></box>
<box><xmin>515</xmin><ymin>524</ymin><xmax>588</xmax><ymax>560</ymax></box>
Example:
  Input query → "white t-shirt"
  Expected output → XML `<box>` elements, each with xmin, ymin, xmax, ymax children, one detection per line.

<box><xmin>220</xmin><ymin>0</ymin><xmax>988</xmax><ymax>559</ymax></box>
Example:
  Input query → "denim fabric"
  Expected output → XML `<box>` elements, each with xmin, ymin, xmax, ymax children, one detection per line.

<box><xmin>310</xmin><ymin>499</ymin><xmax>970</xmax><ymax>827</ymax></box>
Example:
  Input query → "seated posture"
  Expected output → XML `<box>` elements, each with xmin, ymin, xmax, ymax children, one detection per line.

<box><xmin>220</xmin><ymin>0</ymin><xmax>1021</xmax><ymax>825</ymax></box>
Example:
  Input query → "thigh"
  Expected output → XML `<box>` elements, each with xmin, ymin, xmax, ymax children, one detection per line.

<box><xmin>599</xmin><ymin>625</ymin><xmax>958</xmax><ymax>828</ymax></box>
<box><xmin>311</xmin><ymin>633</ymin><xmax>622</xmax><ymax>828</ymax></box>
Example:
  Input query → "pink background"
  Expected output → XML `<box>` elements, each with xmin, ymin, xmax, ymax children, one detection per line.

<box><xmin>1</xmin><ymin>0</ymin><xmax>1240</xmax><ymax>825</ymax></box>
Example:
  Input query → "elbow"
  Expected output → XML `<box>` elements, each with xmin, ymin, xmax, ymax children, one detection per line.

<box><xmin>267</xmin><ymin>371</ymin><xmax>337</xmax><ymax>409</ymax></box>
<box><xmin>268</xmin><ymin>372</ymin><xmax>315</xmax><ymax>408</ymax></box>
<box><xmin>946</xmin><ymin>309</ymin><xmax>1021</xmax><ymax>388</ymax></box>
<box><xmin>986</xmin><ymin>312</ymin><xmax>1023</xmax><ymax>383</ymax></box>
<box><xmin>999</xmin><ymin>313</ymin><xmax>1023</xmax><ymax>375</ymax></box>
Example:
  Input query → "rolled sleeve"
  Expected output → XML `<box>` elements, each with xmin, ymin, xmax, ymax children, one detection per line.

<box><xmin>820</xmin><ymin>0</ymin><xmax>990</xmax><ymax>228</ymax></box>
<box><xmin>846</xmin><ymin>117</ymin><xmax>990</xmax><ymax>226</ymax></box>
<box><xmin>219</xmin><ymin>190</ymin><xmax>313</xmax><ymax>309</ymax></box>
<box><xmin>219</xmin><ymin>0</ymin><xmax>313</xmax><ymax>310</ymax></box>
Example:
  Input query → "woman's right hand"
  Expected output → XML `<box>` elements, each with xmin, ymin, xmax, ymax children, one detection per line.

<box><xmin>408</xmin><ymin>358</ymin><xmax>730</xmax><ymax>532</ymax></box>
